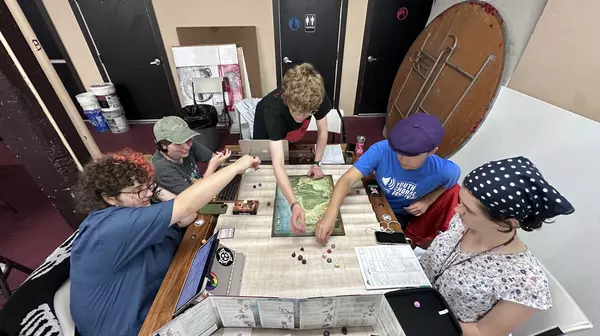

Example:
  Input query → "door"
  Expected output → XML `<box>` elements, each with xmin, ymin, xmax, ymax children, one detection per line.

<box><xmin>355</xmin><ymin>0</ymin><xmax>433</xmax><ymax>114</ymax></box>
<box><xmin>275</xmin><ymin>0</ymin><xmax>347</xmax><ymax>107</ymax></box>
<box><xmin>72</xmin><ymin>0</ymin><xmax>180</xmax><ymax>120</ymax></box>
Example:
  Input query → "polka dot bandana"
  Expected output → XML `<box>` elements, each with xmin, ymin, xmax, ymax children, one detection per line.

<box><xmin>464</xmin><ymin>156</ymin><xmax>574</xmax><ymax>220</ymax></box>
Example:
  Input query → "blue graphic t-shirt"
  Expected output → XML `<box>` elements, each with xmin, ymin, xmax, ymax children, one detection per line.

<box><xmin>354</xmin><ymin>140</ymin><xmax>460</xmax><ymax>214</ymax></box>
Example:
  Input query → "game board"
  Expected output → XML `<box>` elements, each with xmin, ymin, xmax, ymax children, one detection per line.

<box><xmin>271</xmin><ymin>175</ymin><xmax>345</xmax><ymax>237</ymax></box>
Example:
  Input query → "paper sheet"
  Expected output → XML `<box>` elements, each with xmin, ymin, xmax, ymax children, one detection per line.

<box><xmin>334</xmin><ymin>295</ymin><xmax>382</xmax><ymax>327</ymax></box>
<box><xmin>256</xmin><ymin>299</ymin><xmax>295</xmax><ymax>329</ymax></box>
<box><xmin>299</xmin><ymin>295</ymin><xmax>382</xmax><ymax>330</ymax></box>
<box><xmin>213</xmin><ymin>298</ymin><xmax>257</xmax><ymax>328</ymax></box>
<box><xmin>222</xmin><ymin>328</ymin><xmax>252</xmax><ymax>336</ymax></box>
<box><xmin>299</xmin><ymin>298</ymin><xmax>336</xmax><ymax>329</ymax></box>
<box><xmin>320</xmin><ymin>144</ymin><xmax>345</xmax><ymax>164</ymax></box>
<box><xmin>355</xmin><ymin>245</ymin><xmax>431</xmax><ymax>290</ymax></box>
<box><xmin>154</xmin><ymin>297</ymin><xmax>218</xmax><ymax>336</ymax></box>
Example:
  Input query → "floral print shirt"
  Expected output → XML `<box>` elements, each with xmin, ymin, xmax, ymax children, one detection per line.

<box><xmin>420</xmin><ymin>214</ymin><xmax>552</xmax><ymax>322</ymax></box>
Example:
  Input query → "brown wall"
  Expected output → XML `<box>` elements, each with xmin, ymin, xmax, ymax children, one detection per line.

<box><xmin>42</xmin><ymin>0</ymin><xmax>368</xmax><ymax>116</ymax></box>
<box><xmin>509</xmin><ymin>0</ymin><xmax>600</xmax><ymax>122</ymax></box>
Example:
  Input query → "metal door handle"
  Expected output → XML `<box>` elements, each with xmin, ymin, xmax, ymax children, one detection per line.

<box><xmin>367</xmin><ymin>56</ymin><xmax>378</xmax><ymax>62</ymax></box>
<box><xmin>150</xmin><ymin>58</ymin><xmax>161</xmax><ymax>65</ymax></box>
<box><xmin>283</xmin><ymin>57</ymin><xmax>292</xmax><ymax>64</ymax></box>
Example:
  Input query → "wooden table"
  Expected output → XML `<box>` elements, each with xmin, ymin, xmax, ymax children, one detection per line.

<box><xmin>138</xmin><ymin>144</ymin><xmax>400</xmax><ymax>335</ymax></box>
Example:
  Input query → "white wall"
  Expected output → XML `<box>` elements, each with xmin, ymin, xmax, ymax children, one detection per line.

<box><xmin>427</xmin><ymin>0</ymin><xmax>547</xmax><ymax>83</ymax></box>
<box><xmin>451</xmin><ymin>87</ymin><xmax>599</xmax><ymax>335</ymax></box>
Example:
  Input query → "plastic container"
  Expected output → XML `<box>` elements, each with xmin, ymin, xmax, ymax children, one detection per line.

<box><xmin>89</xmin><ymin>83</ymin><xmax>121</xmax><ymax>109</ymax></box>
<box><xmin>356</xmin><ymin>132</ymin><xmax>366</xmax><ymax>156</ymax></box>
<box><xmin>76</xmin><ymin>92</ymin><xmax>109</xmax><ymax>132</ymax></box>
<box><xmin>101</xmin><ymin>106</ymin><xmax>129</xmax><ymax>133</ymax></box>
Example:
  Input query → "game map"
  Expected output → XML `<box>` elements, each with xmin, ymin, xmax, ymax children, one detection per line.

<box><xmin>272</xmin><ymin>175</ymin><xmax>345</xmax><ymax>237</ymax></box>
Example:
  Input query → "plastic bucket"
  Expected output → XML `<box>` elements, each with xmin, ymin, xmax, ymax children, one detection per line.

<box><xmin>101</xmin><ymin>106</ymin><xmax>129</xmax><ymax>133</ymax></box>
<box><xmin>89</xmin><ymin>83</ymin><xmax>121</xmax><ymax>109</ymax></box>
<box><xmin>76</xmin><ymin>92</ymin><xmax>109</xmax><ymax>132</ymax></box>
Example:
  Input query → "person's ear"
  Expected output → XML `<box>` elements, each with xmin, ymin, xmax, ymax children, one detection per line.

<box><xmin>506</xmin><ymin>218</ymin><xmax>520</xmax><ymax>229</ymax></box>
<box><xmin>102</xmin><ymin>194</ymin><xmax>118</xmax><ymax>206</ymax></box>
<box><xmin>429</xmin><ymin>147</ymin><xmax>439</xmax><ymax>155</ymax></box>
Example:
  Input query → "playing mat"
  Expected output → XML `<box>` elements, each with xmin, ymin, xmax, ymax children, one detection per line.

<box><xmin>214</xmin><ymin>165</ymin><xmax>389</xmax><ymax>298</ymax></box>
<box><xmin>272</xmin><ymin>175</ymin><xmax>344</xmax><ymax>237</ymax></box>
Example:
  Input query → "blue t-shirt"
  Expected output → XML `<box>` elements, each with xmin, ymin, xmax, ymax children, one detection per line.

<box><xmin>354</xmin><ymin>140</ymin><xmax>460</xmax><ymax>215</ymax></box>
<box><xmin>70</xmin><ymin>200</ymin><xmax>182</xmax><ymax>336</ymax></box>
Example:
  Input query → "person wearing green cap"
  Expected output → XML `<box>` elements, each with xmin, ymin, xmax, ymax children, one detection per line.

<box><xmin>152</xmin><ymin>116</ymin><xmax>231</xmax><ymax>194</ymax></box>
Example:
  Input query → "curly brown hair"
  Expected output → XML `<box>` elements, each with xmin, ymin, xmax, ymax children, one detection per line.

<box><xmin>282</xmin><ymin>63</ymin><xmax>324</xmax><ymax>114</ymax></box>
<box><xmin>74</xmin><ymin>149</ymin><xmax>155</xmax><ymax>215</ymax></box>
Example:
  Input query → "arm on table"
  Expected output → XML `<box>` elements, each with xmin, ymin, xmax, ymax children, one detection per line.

<box><xmin>171</xmin><ymin>155</ymin><xmax>260</xmax><ymax>225</ymax></box>
<box><xmin>308</xmin><ymin>117</ymin><xmax>329</xmax><ymax>179</ymax></box>
<box><xmin>270</xmin><ymin>140</ymin><xmax>305</xmax><ymax>232</ymax></box>
<box><xmin>316</xmin><ymin>167</ymin><xmax>364</xmax><ymax>245</ymax></box>
<box><xmin>459</xmin><ymin>300</ymin><xmax>536</xmax><ymax>336</ymax></box>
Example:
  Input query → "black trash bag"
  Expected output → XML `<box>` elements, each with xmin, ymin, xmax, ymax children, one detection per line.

<box><xmin>177</xmin><ymin>81</ymin><xmax>219</xmax><ymax>129</ymax></box>
<box><xmin>178</xmin><ymin>103</ymin><xmax>218</xmax><ymax>129</ymax></box>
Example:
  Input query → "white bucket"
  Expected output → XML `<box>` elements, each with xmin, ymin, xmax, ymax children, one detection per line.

<box><xmin>90</xmin><ymin>83</ymin><xmax>121</xmax><ymax>109</ymax></box>
<box><xmin>101</xmin><ymin>106</ymin><xmax>129</xmax><ymax>133</ymax></box>
<box><xmin>76</xmin><ymin>92</ymin><xmax>109</xmax><ymax>132</ymax></box>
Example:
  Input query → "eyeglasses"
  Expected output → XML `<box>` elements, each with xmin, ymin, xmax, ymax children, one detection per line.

<box><xmin>118</xmin><ymin>182</ymin><xmax>158</xmax><ymax>199</ymax></box>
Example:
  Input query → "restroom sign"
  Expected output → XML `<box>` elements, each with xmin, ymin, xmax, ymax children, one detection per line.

<box><xmin>305</xmin><ymin>14</ymin><xmax>316</xmax><ymax>33</ymax></box>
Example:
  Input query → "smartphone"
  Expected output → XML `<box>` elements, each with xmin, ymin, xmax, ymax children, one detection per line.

<box><xmin>375</xmin><ymin>231</ymin><xmax>408</xmax><ymax>245</ymax></box>
<box><xmin>199</xmin><ymin>203</ymin><xmax>228</xmax><ymax>215</ymax></box>
<box><xmin>346</xmin><ymin>143</ymin><xmax>357</xmax><ymax>152</ymax></box>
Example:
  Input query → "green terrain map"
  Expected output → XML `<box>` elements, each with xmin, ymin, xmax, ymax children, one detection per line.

<box><xmin>272</xmin><ymin>175</ymin><xmax>345</xmax><ymax>237</ymax></box>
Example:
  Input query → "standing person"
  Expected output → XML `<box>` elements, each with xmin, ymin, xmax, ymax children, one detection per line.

<box><xmin>152</xmin><ymin>116</ymin><xmax>231</xmax><ymax>194</ymax></box>
<box><xmin>316</xmin><ymin>113</ymin><xmax>460</xmax><ymax>244</ymax></box>
<box><xmin>253</xmin><ymin>63</ymin><xmax>333</xmax><ymax>232</ymax></box>
<box><xmin>421</xmin><ymin>157</ymin><xmax>574</xmax><ymax>335</ymax></box>
<box><xmin>70</xmin><ymin>149</ymin><xmax>260</xmax><ymax>336</ymax></box>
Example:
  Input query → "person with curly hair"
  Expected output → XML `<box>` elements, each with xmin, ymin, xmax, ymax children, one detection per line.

<box><xmin>420</xmin><ymin>157</ymin><xmax>574</xmax><ymax>335</ymax></box>
<box><xmin>69</xmin><ymin>149</ymin><xmax>260</xmax><ymax>336</ymax></box>
<box><xmin>253</xmin><ymin>63</ymin><xmax>333</xmax><ymax>233</ymax></box>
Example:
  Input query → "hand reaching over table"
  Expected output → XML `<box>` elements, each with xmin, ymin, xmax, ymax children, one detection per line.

<box><xmin>290</xmin><ymin>202</ymin><xmax>306</xmax><ymax>233</ymax></box>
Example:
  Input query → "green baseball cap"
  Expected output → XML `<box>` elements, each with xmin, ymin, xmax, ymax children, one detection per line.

<box><xmin>153</xmin><ymin>116</ymin><xmax>199</xmax><ymax>144</ymax></box>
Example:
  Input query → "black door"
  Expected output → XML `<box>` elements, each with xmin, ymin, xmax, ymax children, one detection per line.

<box><xmin>355</xmin><ymin>0</ymin><xmax>433</xmax><ymax>114</ymax></box>
<box><xmin>275</xmin><ymin>0</ymin><xmax>347</xmax><ymax>107</ymax></box>
<box><xmin>72</xmin><ymin>0</ymin><xmax>179</xmax><ymax>120</ymax></box>
<box><xmin>19</xmin><ymin>0</ymin><xmax>85</xmax><ymax>116</ymax></box>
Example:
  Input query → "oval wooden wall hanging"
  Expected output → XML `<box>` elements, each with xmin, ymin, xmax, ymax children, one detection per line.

<box><xmin>386</xmin><ymin>1</ymin><xmax>505</xmax><ymax>157</ymax></box>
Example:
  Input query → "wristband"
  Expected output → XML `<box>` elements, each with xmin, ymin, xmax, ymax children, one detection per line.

<box><xmin>290</xmin><ymin>202</ymin><xmax>300</xmax><ymax>211</ymax></box>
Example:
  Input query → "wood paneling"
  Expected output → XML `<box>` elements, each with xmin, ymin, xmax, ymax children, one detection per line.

<box><xmin>386</xmin><ymin>1</ymin><xmax>505</xmax><ymax>157</ymax></box>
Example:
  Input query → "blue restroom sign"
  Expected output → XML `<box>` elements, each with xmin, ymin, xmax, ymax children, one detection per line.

<box><xmin>288</xmin><ymin>17</ymin><xmax>300</xmax><ymax>31</ymax></box>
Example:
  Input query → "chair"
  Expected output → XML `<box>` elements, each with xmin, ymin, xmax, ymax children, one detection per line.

<box><xmin>513</xmin><ymin>265</ymin><xmax>592</xmax><ymax>336</ymax></box>
<box><xmin>0</xmin><ymin>255</ymin><xmax>33</xmax><ymax>300</ymax></box>
<box><xmin>53</xmin><ymin>279</ymin><xmax>75</xmax><ymax>336</ymax></box>
<box><xmin>307</xmin><ymin>108</ymin><xmax>345</xmax><ymax>143</ymax></box>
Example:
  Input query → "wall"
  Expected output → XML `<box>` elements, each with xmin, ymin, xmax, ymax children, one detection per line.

<box><xmin>428</xmin><ymin>0</ymin><xmax>547</xmax><ymax>84</ymax></box>
<box><xmin>508</xmin><ymin>0</ymin><xmax>600</xmax><ymax>123</ymax></box>
<box><xmin>41</xmin><ymin>0</ymin><xmax>102</xmax><ymax>90</ymax></box>
<box><xmin>451</xmin><ymin>87</ymin><xmax>598</xmax><ymax>335</ymax></box>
